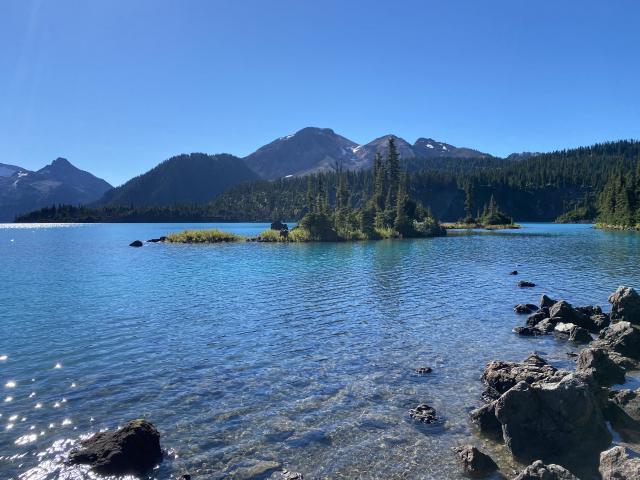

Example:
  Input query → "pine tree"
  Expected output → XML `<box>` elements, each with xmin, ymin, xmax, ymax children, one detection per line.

<box><xmin>386</xmin><ymin>137</ymin><xmax>400</xmax><ymax>211</ymax></box>
<box><xmin>306</xmin><ymin>176</ymin><xmax>315</xmax><ymax>213</ymax></box>
<box><xmin>372</xmin><ymin>153</ymin><xmax>385</xmax><ymax>212</ymax></box>
<box><xmin>464</xmin><ymin>182</ymin><xmax>475</xmax><ymax>222</ymax></box>
<box><xmin>394</xmin><ymin>173</ymin><xmax>413</xmax><ymax>236</ymax></box>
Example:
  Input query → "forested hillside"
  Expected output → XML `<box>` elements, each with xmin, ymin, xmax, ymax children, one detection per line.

<box><xmin>15</xmin><ymin>141</ymin><xmax>640</xmax><ymax>224</ymax></box>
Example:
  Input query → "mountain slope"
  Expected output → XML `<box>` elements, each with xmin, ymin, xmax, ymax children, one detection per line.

<box><xmin>98</xmin><ymin>153</ymin><xmax>259</xmax><ymax>206</ymax></box>
<box><xmin>243</xmin><ymin>128</ymin><xmax>493</xmax><ymax>179</ymax></box>
<box><xmin>0</xmin><ymin>158</ymin><xmax>112</xmax><ymax>221</ymax></box>
<box><xmin>243</xmin><ymin>127</ymin><xmax>359</xmax><ymax>180</ymax></box>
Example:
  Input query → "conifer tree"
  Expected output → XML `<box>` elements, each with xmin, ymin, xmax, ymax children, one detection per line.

<box><xmin>385</xmin><ymin>137</ymin><xmax>400</xmax><ymax>212</ymax></box>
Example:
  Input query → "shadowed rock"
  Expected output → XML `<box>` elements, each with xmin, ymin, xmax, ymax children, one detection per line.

<box><xmin>540</xmin><ymin>295</ymin><xmax>557</xmax><ymax>309</ymax></box>
<box><xmin>576</xmin><ymin>347</ymin><xmax>625</xmax><ymax>387</ymax></box>
<box><xmin>453</xmin><ymin>445</ymin><xmax>498</xmax><ymax>478</ymax></box>
<box><xmin>129</xmin><ymin>240</ymin><xmax>143</xmax><ymax>247</ymax></box>
<box><xmin>469</xmin><ymin>401</ymin><xmax>501</xmax><ymax>439</ymax></box>
<box><xmin>518</xmin><ymin>281</ymin><xmax>536</xmax><ymax>288</ymax></box>
<box><xmin>593</xmin><ymin>321</ymin><xmax>640</xmax><ymax>360</ymax></box>
<box><xmin>609</xmin><ymin>286</ymin><xmax>640</xmax><ymax>324</ymax></box>
<box><xmin>69</xmin><ymin>419</ymin><xmax>162</xmax><ymax>475</ymax></box>
<box><xmin>495</xmin><ymin>374</ymin><xmax>611</xmax><ymax>464</ymax></box>
<box><xmin>605</xmin><ymin>389</ymin><xmax>640</xmax><ymax>442</ymax></box>
<box><xmin>599</xmin><ymin>446</ymin><xmax>640</xmax><ymax>480</ymax></box>
<box><xmin>513</xmin><ymin>460</ymin><xmax>578</xmax><ymax>479</ymax></box>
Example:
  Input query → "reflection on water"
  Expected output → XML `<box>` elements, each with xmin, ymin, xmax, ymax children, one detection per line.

<box><xmin>0</xmin><ymin>223</ymin><xmax>639</xmax><ymax>479</ymax></box>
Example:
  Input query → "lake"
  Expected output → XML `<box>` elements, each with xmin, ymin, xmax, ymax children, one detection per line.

<box><xmin>0</xmin><ymin>223</ymin><xmax>639</xmax><ymax>479</ymax></box>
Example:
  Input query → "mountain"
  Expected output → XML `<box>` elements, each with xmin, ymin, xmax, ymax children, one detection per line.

<box><xmin>0</xmin><ymin>163</ymin><xmax>24</xmax><ymax>177</ymax></box>
<box><xmin>243</xmin><ymin>127</ymin><xmax>359</xmax><ymax>180</ymax></box>
<box><xmin>98</xmin><ymin>153</ymin><xmax>259</xmax><ymax>206</ymax></box>
<box><xmin>243</xmin><ymin>128</ymin><xmax>492</xmax><ymax>180</ymax></box>
<box><xmin>0</xmin><ymin>158</ymin><xmax>112</xmax><ymax>221</ymax></box>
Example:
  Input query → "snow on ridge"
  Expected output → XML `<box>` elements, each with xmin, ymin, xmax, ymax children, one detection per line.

<box><xmin>426</xmin><ymin>144</ymin><xmax>434</xmax><ymax>149</ymax></box>
<box><xmin>352</xmin><ymin>145</ymin><xmax>363</xmax><ymax>153</ymax></box>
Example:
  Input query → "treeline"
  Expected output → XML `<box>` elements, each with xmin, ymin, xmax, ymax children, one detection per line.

<box><xmin>597</xmin><ymin>160</ymin><xmax>640</xmax><ymax>228</ymax></box>
<box><xmin>15</xmin><ymin>140</ymin><xmax>640</xmax><ymax>225</ymax></box>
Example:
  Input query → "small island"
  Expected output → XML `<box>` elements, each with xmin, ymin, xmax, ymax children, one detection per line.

<box><xmin>442</xmin><ymin>192</ymin><xmax>520</xmax><ymax>230</ymax></box>
<box><xmin>166</xmin><ymin>139</ymin><xmax>446</xmax><ymax>244</ymax></box>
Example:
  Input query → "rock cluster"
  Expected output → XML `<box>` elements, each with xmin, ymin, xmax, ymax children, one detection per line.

<box><xmin>470</xmin><ymin>286</ymin><xmax>640</xmax><ymax>478</ymax></box>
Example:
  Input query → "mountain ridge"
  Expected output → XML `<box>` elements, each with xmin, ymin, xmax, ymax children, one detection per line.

<box><xmin>0</xmin><ymin>158</ymin><xmax>112</xmax><ymax>221</ymax></box>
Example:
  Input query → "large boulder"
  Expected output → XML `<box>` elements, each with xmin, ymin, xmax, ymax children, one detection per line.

<box><xmin>568</xmin><ymin>326</ymin><xmax>592</xmax><ymax>343</ymax></box>
<box><xmin>481</xmin><ymin>354</ymin><xmax>569</xmax><ymax>400</ymax></box>
<box><xmin>69</xmin><ymin>419</ymin><xmax>162</xmax><ymax>475</ymax></box>
<box><xmin>609</xmin><ymin>286</ymin><xmax>640</xmax><ymax>325</ymax></box>
<box><xmin>409</xmin><ymin>404</ymin><xmax>437</xmax><ymax>423</ymax></box>
<box><xmin>494</xmin><ymin>374</ymin><xmax>611</xmax><ymax>463</ymax></box>
<box><xmin>594</xmin><ymin>321</ymin><xmax>640</xmax><ymax>360</ymax></box>
<box><xmin>576</xmin><ymin>347</ymin><xmax>625</xmax><ymax>386</ymax></box>
<box><xmin>512</xmin><ymin>460</ymin><xmax>578</xmax><ymax>480</ymax></box>
<box><xmin>599</xmin><ymin>446</ymin><xmax>640</xmax><ymax>480</ymax></box>
<box><xmin>452</xmin><ymin>445</ymin><xmax>498</xmax><ymax>478</ymax></box>
<box><xmin>526</xmin><ymin>311</ymin><xmax>548</xmax><ymax>327</ymax></box>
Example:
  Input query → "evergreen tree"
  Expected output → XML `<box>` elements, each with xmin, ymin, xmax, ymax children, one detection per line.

<box><xmin>394</xmin><ymin>173</ymin><xmax>413</xmax><ymax>236</ymax></box>
<box><xmin>464</xmin><ymin>182</ymin><xmax>475</xmax><ymax>222</ymax></box>
<box><xmin>385</xmin><ymin>137</ymin><xmax>400</xmax><ymax>214</ymax></box>
<box><xmin>372</xmin><ymin>153</ymin><xmax>385</xmax><ymax>212</ymax></box>
<box><xmin>306</xmin><ymin>176</ymin><xmax>315</xmax><ymax>214</ymax></box>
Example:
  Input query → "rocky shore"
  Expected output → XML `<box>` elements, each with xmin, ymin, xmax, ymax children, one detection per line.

<box><xmin>466</xmin><ymin>285</ymin><xmax>640</xmax><ymax>478</ymax></box>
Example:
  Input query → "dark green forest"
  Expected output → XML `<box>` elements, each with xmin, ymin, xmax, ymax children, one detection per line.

<box><xmin>16</xmin><ymin>140</ymin><xmax>640</xmax><ymax>228</ymax></box>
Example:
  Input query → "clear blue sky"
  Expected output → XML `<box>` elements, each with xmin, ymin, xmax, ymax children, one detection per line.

<box><xmin>1</xmin><ymin>0</ymin><xmax>639</xmax><ymax>186</ymax></box>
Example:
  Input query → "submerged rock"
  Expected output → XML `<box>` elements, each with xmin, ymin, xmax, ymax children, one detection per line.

<box><xmin>576</xmin><ymin>347</ymin><xmax>625</xmax><ymax>386</ymax></box>
<box><xmin>129</xmin><ymin>240</ymin><xmax>143</xmax><ymax>247</ymax></box>
<box><xmin>452</xmin><ymin>445</ymin><xmax>498</xmax><ymax>478</ymax></box>
<box><xmin>515</xmin><ymin>304</ymin><xmax>534</xmax><ymax>314</ymax></box>
<box><xmin>495</xmin><ymin>374</ymin><xmax>611</xmax><ymax>463</ymax></box>
<box><xmin>513</xmin><ymin>460</ymin><xmax>578</xmax><ymax>480</ymax></box>
<box><xmin>599</xmin><ymin>446</ymin><xmax>640</xmax><ymax>480</ymax></box>
<box><xmin>68</xmin><ymin>419</ymin><xmax>162</xmax><ymax>475</ymax></box>
<box><xmin>510</xmin><ymin>270</ymin><xmax>519</xmax><ymax>275</ymax></box>
<box><xmin>518</xmin><ymin>281</ymin><xmax>536</xmax><ymax>288</ymax></box>
<box><xmin>415</xmin><ymin>366</ymin><xmax>433</xmax><ymax>374</ymax></box>
<box><xmin>514</xmin><ymin>326</ymin><xmax>543</xmax><ymax>336</ymax></box>
<box><xmin>609</xmin><ymin>286</ymin><xmax>640</xmax><ymax>325</ymax></box>
<box><xmin>409</xmin><ymin>404</ymin><xmax>437</xmax><ymax>423</ymax></box>
<box><xmin>231</xmin><ymin>460</ymin><xmax>282</xmax><ymax>479</ymax></box>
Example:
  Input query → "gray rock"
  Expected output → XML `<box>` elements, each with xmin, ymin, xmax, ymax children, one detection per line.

<box><xmin>68</xmin><ymin>419</ymin><xmax>162</xmax><ymax>475</ymax></box>
<box><xmin>481</xmin><ymin>354</ymin><xmax>569</xmax><ymax>398</ymax></box>
<box><xmin>129</xmin><ymin>240</ymin><xmax>143</xmax><ymax>247</ymax></box>
<box><xmin>554</xmin><ymin>322</ymin><xmax>576</xmax><ymax>335</ymax></box>
<box><xmin>518</xmin><ymin>281</ymin><xmax>536</xmax><ymax>288</ymax></box>
<box><xmin>513</xmin><ymin>460</ymin><xmax>578</xmax><ymax>479</ymax></box>
<box><xmin>594</xmin><ymin>321</ymin><xmax>640</xmax><ymax>360</ymax></box>
<box><xmin>576</xmin><ymin>347</ymin><xmax>625</xmax><ymax>387</ymax></box>
<box><xmin>453</xmin><ymin>445</ymin><xmax>498</xmax><ymax>478</ymax></box>
<box><xmin>495</xmin><ymin>374</ymin><xmax>611</xmax><ymax>462</ymax></box>
<box><xmin>549</xmin><ymin>301</ymin><xmax>596</xmax><ymax>331</ymax></box>
<box><xmin>605</xmin><ymin>389</ymin><xmax>640</xmax><ymax>442</ymax></box>
<box><xmin>535</xmin><ymin>319</ymin><xmax>556</xmax><ymax>334</ymax></box>
<box><xmin>232</xmin><ymin>460</ymin><xmax>282</xmax><ymax>479</ymax></box>
<box><xmin>609</xmin><ymin>286</ymin><xmax>640</xmax><ymax>325</ymax></box>
<box><xmin>599</xmin><ymin>446</ymin><xmax>640</xmax><ymax>480</ymax></box>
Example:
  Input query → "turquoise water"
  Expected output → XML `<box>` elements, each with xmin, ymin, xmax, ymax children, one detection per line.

<box><xmin>0</xmin><ymin>223</ymin><xmax>639</xmax><ymax>479</ymax></box>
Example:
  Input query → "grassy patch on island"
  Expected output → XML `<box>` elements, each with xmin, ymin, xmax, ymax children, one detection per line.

<box><xmin>166</xmin><ymin>228</ymin><xmax>245</xmax><ymax>243</ymax></box>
